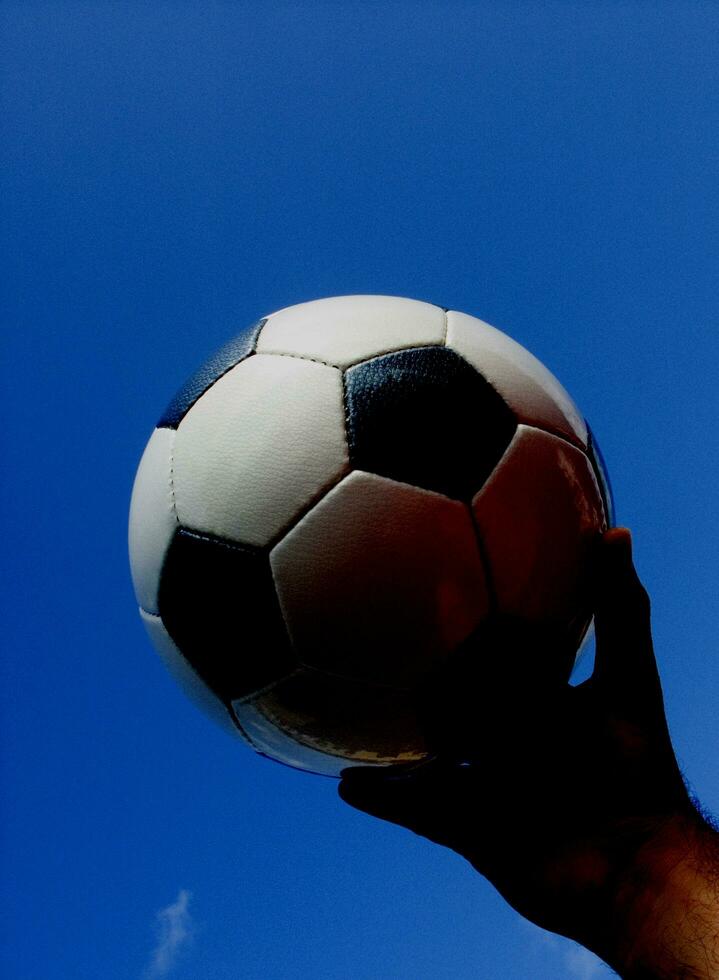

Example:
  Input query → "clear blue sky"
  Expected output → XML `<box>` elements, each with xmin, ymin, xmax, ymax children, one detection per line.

<box><xmin>2</xmin><ymin>3</ymin><xmax>718</xmax><ymax>978</ymax></box>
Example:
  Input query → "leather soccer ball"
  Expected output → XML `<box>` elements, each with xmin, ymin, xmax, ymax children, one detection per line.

<box><xmin>129</xmin><ymin>295</ymin><xmax>613</xmax><ymax>775</ymax></box>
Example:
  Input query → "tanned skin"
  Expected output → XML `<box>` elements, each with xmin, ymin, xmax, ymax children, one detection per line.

<box><xmin>340</xmin><ymin>529</ymin><xmax>719</xmax><ymax>978</ymax></box>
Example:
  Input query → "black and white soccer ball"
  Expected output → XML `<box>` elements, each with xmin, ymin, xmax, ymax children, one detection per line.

<box><xmin>129</xmin><ymin>295</ymin><xmax>614</xmax><ymax>776</ymax></box>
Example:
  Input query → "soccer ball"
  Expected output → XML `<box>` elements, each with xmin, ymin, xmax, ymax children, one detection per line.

<box><xmin>129</xmin><ymin>295</ymin><xmax>613</xmax><ymax>776</ymax></box>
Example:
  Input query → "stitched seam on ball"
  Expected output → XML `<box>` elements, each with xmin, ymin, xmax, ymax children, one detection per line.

<box><xmin>467</xmin><ymin>502</ymin><xmax>497</xmax><ymax>615</ymax></box>
<box><xmin>178</xmin><ymin>527</ymin><xmax>261</xmax><ymax>553</ymax></box>
<box><xmin>525</xmin><ymin>422</ymin><xmax>586</xmax><ymax>453</ymax></box>
<box><xmin>266</xmin><ymin>463</ymin><xmax>351</xmax><ymax>551</ymax></box>
<box><xmin>256</xmin><ymin>348</ymin><xmax>339</xmax><ymax>369</ymax></box>
<box><xmin>339</xmin><ymin>367</ymin><xmax>353</xmax><ymax>482</ymax></box>
<box><xmin>168</xmin><ymin>430</ymin><xmax>180</xmax><ymax>525</ymax></box>
<box><xmin>231</xmin><ymin>667</ymin><xmax>303</xmax><ymax>706</ymax></box>
<box><xmin>344</xmin><ymin>339</ymin><xmax>447</xmax><ymax>371</ymax></box>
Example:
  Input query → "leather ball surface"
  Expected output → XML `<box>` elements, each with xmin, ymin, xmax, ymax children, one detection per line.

<box><xmin>129</xmin><ymin>295</ymin><xmax>614</xmax><ymax>776</ymax></box>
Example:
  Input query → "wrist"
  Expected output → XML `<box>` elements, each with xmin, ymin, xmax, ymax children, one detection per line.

<box><xmin>605</xmin><ymin>807</ymin><xmax>719</xmax><ymax>978</ymax></box>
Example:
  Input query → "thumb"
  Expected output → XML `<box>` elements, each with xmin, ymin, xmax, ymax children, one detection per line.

<box><xmin>338</xmin><ymin>763</ymin><xmax>456</xmax><ymax>846</ymax></box>
<box><xmin>591</xmin><ymin>528</ymin><xmax>661</xmax><ymax>708</ymax></box>
<box><xmin>338</xmin><ymin>765</ymin><xmax>427</xmax><ymax>825</ymax></box>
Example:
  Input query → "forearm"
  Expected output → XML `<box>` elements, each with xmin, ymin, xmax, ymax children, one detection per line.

<box><xmin>605</xmin><ymin>810</ymin><xmax>719</xmax><ymax>979</ymax></box>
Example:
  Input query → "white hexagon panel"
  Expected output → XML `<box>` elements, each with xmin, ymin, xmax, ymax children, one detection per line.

<box><xmin>270</xmin><ymin>470</ymin><xmax>490</xmax><ymax>689</ymax></box>
<box><xmin>128</xmin><ymin>426</ymin><xmax>178</xmax><ymax>614</ymax></box>
<box><xmin>171</xmin><ymin>353</ymin><xmax>349</xmax><ymax>546</ymax></box>
<box><xmin>256</xmin><ymin>294</ymin><xmax>447</xmax><ymax>368</ymax></box>
<box><xmin>472</xmin><ymin>424</ymin><xmax>606</xmax><ymax>644</ymax></box>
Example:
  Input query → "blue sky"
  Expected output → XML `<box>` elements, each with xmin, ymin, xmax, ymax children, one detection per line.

<box><xmin>2</xmin><ymin>3</ymin><xmax>718</xmax><ymax>978</ymax></box>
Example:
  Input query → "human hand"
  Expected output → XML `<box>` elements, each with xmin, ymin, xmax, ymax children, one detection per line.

<box><xmin>339</xmin><ymin>529</ymin><xmax>719</xmax><ymax>977</ymax></box>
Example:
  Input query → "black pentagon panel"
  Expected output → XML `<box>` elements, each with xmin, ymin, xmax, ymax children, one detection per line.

<box><xmin>343</xmin><ymin>346</ymin><xmax>517</xmax><ymax>500</ymax></box>
<box><xmin>157</xmin><ymin>528</ymin><xmax>296</xmax><ymax>702</ymax></box>
<box><xmin>586</xmin><ymin>424</ymin><xmax>616</xmax><ymax>527</ymax></box>
<box><xmin>157</xmin><ymin>318</ymin><xmax>266</xmax><ymax>429</ymax></box>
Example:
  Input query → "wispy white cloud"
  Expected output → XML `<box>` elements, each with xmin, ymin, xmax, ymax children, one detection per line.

<box><xmin>144</xmin><ymin>889</ymin><xmax>193</xmax><ymax>979</ymax></box>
